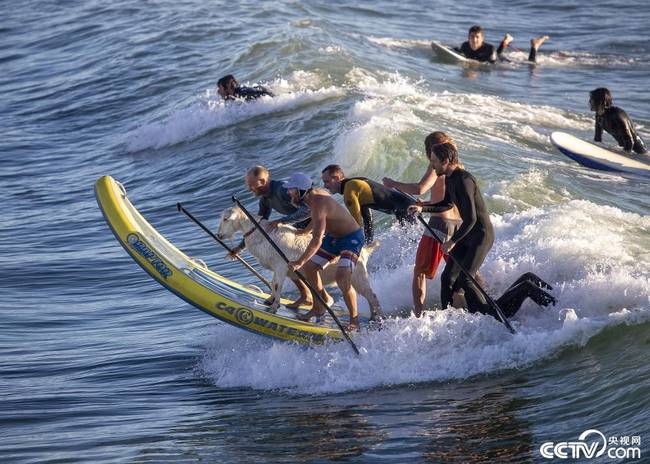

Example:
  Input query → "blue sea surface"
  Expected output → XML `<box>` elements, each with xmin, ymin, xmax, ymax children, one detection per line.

<box><xmin>1</xmin><ymin>0</ymin><xmax>649</xmax><ymax>462</ymax></box>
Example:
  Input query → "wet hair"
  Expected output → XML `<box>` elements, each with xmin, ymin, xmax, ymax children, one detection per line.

<box><xmin>424</xmin><ymin>131</ymin><xmax>456</xmax><ymax>159</ymax></box>
<box><xmin>321</xmin><ymin>164</ymin><xmax>345</xmax><ymax>177</ymax></box>
<box><xmin>431</xmin><ymin>142</ymin><xmax>459</xmax><ymax>166</ymax></box>
<box><xmin>247</xmin><ymin>165</ymin><xmax>269</xmax><ymax>180</ymax></box>
<box><xmin>590</xmin><ymin>87</ymin><xmax>612</xmax><ymax>111</ymax></box>
<box><xmin>217</xmin><ymin>74</ymin><xmax>239</xmax><ymax>93</ymax></box>
<box><xmin>468</xmin><ymin>25</ymin><xmax>484</xmax><ymax>36</ymax></box>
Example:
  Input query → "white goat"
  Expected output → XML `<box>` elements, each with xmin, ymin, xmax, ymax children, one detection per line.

<box><xmin>216</xmin><ymin>206</ymin><xmax>383</xmax><ymax>319</ymax></box>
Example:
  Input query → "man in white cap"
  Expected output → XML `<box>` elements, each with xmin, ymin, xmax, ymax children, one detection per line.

<box><xmin>285</xmin><ymin>172</ymin><xmax>365</xmax><ymax>331</ymax></box>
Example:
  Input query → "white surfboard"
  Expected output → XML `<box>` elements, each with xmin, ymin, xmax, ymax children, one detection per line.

<box><xmin>431</xmin><ymin>40</ymin><xmax>473</xmax><ymax>63</ymax></box>
<box><xmin>550</xmin><ymin>131</ymin><xmax>650</xmax><ymax>178</ymax></box>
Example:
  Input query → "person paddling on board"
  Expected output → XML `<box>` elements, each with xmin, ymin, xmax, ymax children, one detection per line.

<box><xmin>590</xmin><ymin>88</ymin><xmax>648</xmax><ymax>155</ymax></box>
<box><xmin>408</xmin><ymin>142</ymin><xmax>555</xmax><ymax>320</ymax></box>
<box><xmin>320</xmin><ymin>165</ymin><xmax>415</xmax><ymax>244</ymax></box>
<box><xmin>383</xmin><ymin>131</ymin><xmax>463</xmax><ymax>317</ymax></box>
<box><xmin>228</xmin><ymin>165</ymin><xmax>311</xmax><ymax>309</ymax></box>
<box><xmin>455</xmin><ymin>25</ymin><xmax>549</xmax><ymax>63</ymax></box>
<box><xmin>217</xmin><ymin>74</ymin><xmax>274</xmax><ymax>101</ymax></box>
<box><xmin>284</xmin><ymin>173</ymin><xmax>366</xmax><ymax>331</ymax></box>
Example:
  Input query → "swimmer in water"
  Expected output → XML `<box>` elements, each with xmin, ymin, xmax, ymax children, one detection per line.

<box><xmin>456</xmin><ymin>25</ymin><xmax>549</xmax><ymax>63</ymax></box>
<box><xmin>217</xmin><ymin>74</ymin><xmax>273</xmax><ymax>101</ymax></box>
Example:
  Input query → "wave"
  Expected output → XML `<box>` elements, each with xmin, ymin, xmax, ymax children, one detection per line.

<box><xmin>199</xmin><ymin>171</ymin><xmax>649</xmax><ymax>394</ymax></box>
<box><xmin>125</xmin><ymin>71</ymin><xmax>345</xmax><ymax>152</ymax></box>
<box><xmin>504</xmin><ymin>49</ymin><xmax>639</xmax><ymax>67</ymax></box>
<box><xmin>332</xmin><ymin>69</ymin><xmax>591</xmax><ymax>174</ymax></box>
<box><xmin>367</xmin><ymin>35</ymin><xmax>640</xmax><ymax>67</ymax></box>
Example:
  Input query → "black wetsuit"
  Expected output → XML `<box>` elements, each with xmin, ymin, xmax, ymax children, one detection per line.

<box><xmin>237</xmin><ymin>180</ymin><xmax>310</xmax><ymax>250</ymax></box>
<box><xmin>595</xmin><ymin>107</ymin><xmax>647</xmax><ymax>154</ymax></box>
<box><xmin>232</xmin><ymin>86</ymin><xmax>274</xmax><ymax>101</ymax></box>
<box><xmin>422</xmin><ymin>169</ymin><xmax>495</xmax><ymax>315</ymax></box>
<box><xmin>496</xmin><ymin>272</ymin><xmax>556</xmax><ymax>318</ymax></box>
<box><xmin>457</xmin><ymin>40</ymin><xmax>539</xmax><ymax>63</ymax></box>
<box><xmin>340</xmin><ymin>177</ymin><xmax>415</xmax><ymax>244</ymax></box>
<box><xmin>456</xmin><ymin>41</ymin><xmax>505</xmax><ymax>63</ymax></box>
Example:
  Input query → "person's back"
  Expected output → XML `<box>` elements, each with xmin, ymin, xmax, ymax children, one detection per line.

<box><xmin>591</xmin><ymin>87</ymin><xmax>647</xmax><ymax>154</ymax></box>
<box><xmin>597</xmin><ymin>107</ymin><xmax>647</xmax><ymax>154</ymax></box>
<box><xmin>234</xmin><ymin>85</ymin><xmax>273</xmax><ymax>101</ymax></box>
<box><xmin>311</xmin><ymin>188</ymin><xmax>361</xmax><ymax>237</ymax></box>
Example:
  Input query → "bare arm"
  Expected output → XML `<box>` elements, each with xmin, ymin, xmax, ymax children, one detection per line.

<box><xmin>383</xmin><ymin>163</ymin><xmax>437</xmax><ymax>195</ymax></box>
<box><xmin>293</xmin><ymin>202</ymin><xmax>326</xmax><ymax>267</ymax></box>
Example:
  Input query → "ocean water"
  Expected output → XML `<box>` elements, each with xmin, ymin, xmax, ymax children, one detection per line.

<box><xmin>2</xmin><ymin>0</ymin><xmax>649</xmax><ymax>462</ymax></box>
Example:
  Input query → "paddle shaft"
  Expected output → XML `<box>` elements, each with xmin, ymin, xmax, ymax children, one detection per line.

<box><xmin>176</xmin><ymin>202</ymin><xmax>272</xmax><ymax>292</ymax></box>
<box><xmin>232</xmin><ymin>196</ymin><xmax>360</xmax><ymax>355</ymax></box>
<box><xmin>395</xmin><ymin>188</ymin><xmax>515</xmax><ymax>334</ymax></box>
<box><xmin>415</xmin><ymin>214</ymin><xmax>515</xmax><ymax>334</ymax></box>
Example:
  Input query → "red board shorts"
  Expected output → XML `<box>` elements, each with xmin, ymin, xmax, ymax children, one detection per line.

<box><xmin>414</xmin><ymin>235</ymin><xmax>447</xmax><ymax>279</ymax></box>
<box><xmin>414</xmin><ymin>216</ymin><xmax>460</xmax><ymax>279</ymax></box>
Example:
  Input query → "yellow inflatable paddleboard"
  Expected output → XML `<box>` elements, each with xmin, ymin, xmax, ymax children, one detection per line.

<box><xmin>95</xmin><ymin>175</ymin><xmax>347</xmax><ymax>346</ymax></box>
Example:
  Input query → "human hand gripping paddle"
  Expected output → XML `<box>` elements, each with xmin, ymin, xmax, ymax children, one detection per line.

<box><xmin>232</xmin><ymin>196</ymin><xmax>361</xmax><ymax>355</ymax></box>
<box><xmin>176</xmin><ymin>202</ymin><xmax>272</xmax><ymax>292</ymax></box>
<box><xmin>403</xmin><ymin>194</ymin><xmax>516</xmax><ymax>334</ymax></box>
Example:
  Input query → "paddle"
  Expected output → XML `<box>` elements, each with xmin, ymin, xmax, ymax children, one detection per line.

<box><xmin>400</xmin><ymin>191</ymin><xmax>516</xmax><ymax>334</ymax></box>
<box><xmin>415</xmin><ymin>214</ymin><xmax>515</xmax><ymax>333</ymax></box>
<box><xmin>232</xmin><ymin>196</ymin><xmax>361</xmax><ymax>355</ymax></box>
<box><xmin>176</xmin><ymin>202</ymin><xmax>272</xmax><ymax>292</ymax></box>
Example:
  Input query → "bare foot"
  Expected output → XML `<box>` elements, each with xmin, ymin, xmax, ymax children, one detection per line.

<box><xmin>321</xmin><ymin>292</ymin><xmax>335</xmax><ymax>307</ymax></box>
<box><xmin>296</xmin><ymin>308</ymin><xmax>325</xmax><ymax>322</ymax></box>
<box><xmin>285</xmin><ymin>298</ymin><xmax>313</xmax><ymax>310</ymax></box>
<box><xmin>346</xmin><ymin>316</ymin><xmax>360</xmax><ymax>332</ymax></box>
<box><xmin>531</xmin><ymin>35</ymin><xmax>549</xmax><ymax>50</ymax></box>
<box><xmin>369</xmin><ymin>309</ymin><xmax>385</xmax><ymax>323</ymax></box>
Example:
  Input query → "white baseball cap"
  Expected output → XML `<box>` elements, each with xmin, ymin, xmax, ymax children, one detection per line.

<box><xmin>283</xmin><ymin>172</ymin><xmax>313</xmax><ymax>191</ymax></box>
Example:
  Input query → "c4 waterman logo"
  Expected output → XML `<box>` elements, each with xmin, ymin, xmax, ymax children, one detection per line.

<box><xmin>539</xmin><ymin>429</ymin><xmax>641</xmax><ymax>460</ymax></box>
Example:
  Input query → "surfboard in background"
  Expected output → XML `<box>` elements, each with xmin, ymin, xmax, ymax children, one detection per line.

<box><xmin>431</xmin><ymin>40</ymin><xmax>474</xmax><ymax>63</ymax></box>
<box><xmin>550</xmin><ymin>131</ymin><xmax>650</xmax><ymax>178</ymax></box>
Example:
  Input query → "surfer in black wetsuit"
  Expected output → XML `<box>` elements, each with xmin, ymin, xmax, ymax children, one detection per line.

<box><xmin>408</xmin><ymin>142</ymin><xmax>556</xmax><ymax>320</ymax></box>
<box><xmin>217</xmin><ymin>74</ymin><xmax>274</xmax><ymax>101</ymax></box>
<box><xmin>408</xmin><ymin>142</ymin><xmax>495</xmax><ymax>315</ymax></box>
<box><xmin>456</xmin><ymin>25</ymin><xmax>549</xmax><ymax>63</ymax></box>
<box><xmin>321</xmin><ymin>164</ymin><xmax>415</xmax><ymax>244</ymax></box>
<box><xmin>590</xmin><ymin>88</ymin><xmax>647</xmax><ymax>154</ymax></box>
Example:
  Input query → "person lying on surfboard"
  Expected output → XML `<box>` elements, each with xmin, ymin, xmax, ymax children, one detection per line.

<box><xmin>217</xmin><ymin>74</ymin><xmax>273</xmax><ymax>101</ymax></box>
<box><xmin>589</xmin><ymin>88</ymin><xmax>648</xmax><ymax>155</ymax></box>
<box><xmin>456</xmin><ymin>25</ymin><xmax>549</xmax><ymax>64</ymax></box>
<box><xmin>284</xmin><ymin>173</ymin><xmax>365</xmax><ymax>332</ymax></box>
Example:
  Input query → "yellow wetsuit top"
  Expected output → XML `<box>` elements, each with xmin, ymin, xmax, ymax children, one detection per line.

<box><xmin>341</xmin><ymin>177</ymin><xmax>415</xmax><ymax>243</ymax></box>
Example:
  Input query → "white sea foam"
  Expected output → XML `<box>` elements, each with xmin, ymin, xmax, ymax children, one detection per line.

<box><xmin>199</xmin><ymin>171</ymin><xmax>650</xmax><ymax>394</ymax></box>
<box><xmin>367</xmin><ymin>35</ymin><xmax>638</xmax><ymax>67</ymax></box>
<box><xmin>366</xmin><ymin>36</ymin><xmax>431</xmax><ymax>49</ymax></box>
<box><xmin>332</xmin><ymin>69</ymin><xmax>591</xmax><ymax>173</ymax></box>
<box><xmin>505</xmin><ymin>49</ymin><xmax>638</xmax><ymax>67</ymax></box>
<box><xmin>125</xmin><ymin>71</ymin><xmax>344</xmax><ymax>152</ymax></box>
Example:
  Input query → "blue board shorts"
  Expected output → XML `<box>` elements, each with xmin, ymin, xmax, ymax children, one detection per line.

<box><xmin>311</xmin><ymin>228</ymin><xmax>364</xmax><ymax>269</ymax></box>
